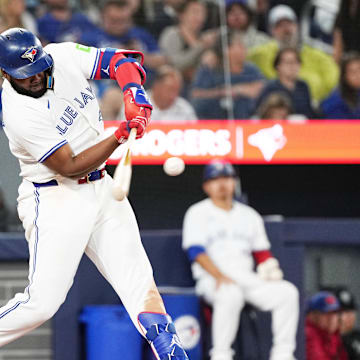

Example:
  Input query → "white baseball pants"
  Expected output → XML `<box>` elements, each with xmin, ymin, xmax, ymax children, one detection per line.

<box><xmin>0</xmin><ymin>174</ymin><xmax>156</xmax><ymax>347</ymax></box>
<box><xmin>197</xmin><ymin>276</ymin><xmax>299</xmax><ymax>360</ymax></box>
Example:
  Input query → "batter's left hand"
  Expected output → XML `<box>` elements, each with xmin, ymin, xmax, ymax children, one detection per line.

<box><xmin>123</xmin><ymin>86</ymin><xmax>152</xmax><ymax>139</ymax></box>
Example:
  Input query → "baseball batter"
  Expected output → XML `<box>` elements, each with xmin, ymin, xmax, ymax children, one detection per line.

<box><xmin>0</xmin><ymin>27</ymin><xmax>188</xmax><ymax>359</ymax></box>
<box><xmin>182</xmin><ymin>160</ymin><xmax>299</xmax><ymax>360</ymax></box>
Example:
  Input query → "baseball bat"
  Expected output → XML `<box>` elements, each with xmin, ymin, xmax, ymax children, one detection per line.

<box><xmin>112</xmin><ymin>127</ymin><xmax>137</xmax><ymax>201</ymax></box>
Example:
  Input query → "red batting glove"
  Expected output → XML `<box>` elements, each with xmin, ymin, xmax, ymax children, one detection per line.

<box><xmin>114</xmin><ymin>121</ymin><xmax>130</xmax><ymax>144</ymax></box>
<box><xmin>123</xmin><ymin>86</ymin><xmax>152</xmax><ymax>139</ymax></box>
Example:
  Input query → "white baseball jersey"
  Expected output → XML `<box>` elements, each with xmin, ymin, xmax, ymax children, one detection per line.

<box><xmin>2</xmin><ymin>42</ymin><xmax>105</xmax><ymax>183</ymax></box>
<box><xmin>0</xmin><ymin>40</ymin><xmax>172</xmax><ymax>349</ymax></box>
<box><xmin>182</xmin><ymin>198</ymin><xmax>270</xmax><ymax>281</ymax></box>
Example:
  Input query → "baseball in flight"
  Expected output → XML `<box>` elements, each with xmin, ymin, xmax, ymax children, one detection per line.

<box><xmin>163</xmin><ymin>157</ymin><xmax>185</xmax><ymax>176</ymax></box>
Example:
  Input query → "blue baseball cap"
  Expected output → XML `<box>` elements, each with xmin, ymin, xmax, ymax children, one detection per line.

<box><xmin>203</xmin><ymin>160</ymin><xmax>236</xmax><ymax>182</ymax></box>
<box><xmin>0</xmin><ymin>28</ymin><xmax>53</xmax><ymax>79</ymax></box>
<box><xmin>306</xmin><ymin>291</ymin><xmax>340</xmax><ymax>313</ymax></box>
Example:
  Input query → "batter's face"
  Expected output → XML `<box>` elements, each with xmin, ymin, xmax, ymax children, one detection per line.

<box><xmin>203</xmin><ymin>176</ymin><xmax>235</xmax><ymax>202</ymax></box>
<box><xmin>4</xmin><ymin>71</ymin><xmax>47</xmax><ymax>98</ymax></box>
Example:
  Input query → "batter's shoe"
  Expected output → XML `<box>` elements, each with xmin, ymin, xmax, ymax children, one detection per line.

<box><xmin>138</xmin><ymin>312</ymin><xmax>189</xmax><ymax>359</ymax></box>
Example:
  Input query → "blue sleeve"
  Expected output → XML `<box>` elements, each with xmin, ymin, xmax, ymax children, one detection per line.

<box><xmin>187</xmin><ymin>245</ymin><xmax>206</xmax><ymax>262</ymax></box>
<box><xmin>321</xmin><ymin>90</ymin><xmax>350</xmax><ymax>119</ymax></box>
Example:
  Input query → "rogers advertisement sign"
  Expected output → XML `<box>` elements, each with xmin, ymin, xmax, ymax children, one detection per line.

<box><xmin>104</xmin><ymin>120</ymin><xmax>360</xmax><ymax>165</ymax></box>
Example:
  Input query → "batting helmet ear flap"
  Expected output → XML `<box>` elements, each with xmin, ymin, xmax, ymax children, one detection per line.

<box><xmin>0</xmin><ymin>28</ymin><xmax>53</xmax><ymax>79</ymax></box>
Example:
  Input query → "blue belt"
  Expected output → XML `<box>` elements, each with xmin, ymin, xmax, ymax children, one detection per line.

<box><xmin>33</xmin><ymin>168</ymin><xmax>106</xmax><ymax>188</ymax></box>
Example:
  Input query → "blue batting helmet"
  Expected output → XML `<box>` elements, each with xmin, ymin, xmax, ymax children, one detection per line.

<box><xmin>306</xmin><ymin>291</ymin><xmax>340</xmax><ymax>313</ymax></box>
<box><xmin>0</xmin><ymin>28</ymin><xmax>53</xmax><ymax>79</ymax></box>
<box><xmin>203</xmin><ymin>159</ymin><xmax>236</xmax><ymax>182</ymax></box>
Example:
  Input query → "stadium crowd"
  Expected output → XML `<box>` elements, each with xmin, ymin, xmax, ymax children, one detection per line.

<box><xmin>0</xmin><ymin>0</ymin><xmax>360</xmax><ymax>122</ymax></box>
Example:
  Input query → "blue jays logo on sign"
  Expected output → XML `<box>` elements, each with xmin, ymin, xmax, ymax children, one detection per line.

<box><xmin>21</xmin><ymin>47</ymin><xmax>37</xmax><ymax>63</ymax></box>
<box><xmin>174</xmin><ymin>315</ymin><xmax>201</xmax><ymax>350</ymax></box>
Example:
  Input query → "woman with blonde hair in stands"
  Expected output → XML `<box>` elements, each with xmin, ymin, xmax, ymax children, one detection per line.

<box><xmin>0</xmin><ymin>0</ymin><xmax>37</xmax><ymax>34</ymax></box>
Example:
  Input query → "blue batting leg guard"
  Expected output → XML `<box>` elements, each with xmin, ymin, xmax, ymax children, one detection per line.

<box><xmin>138</xmin><ymin>312</ymin><xmax>189</xmax><ymax>360</ymax></box>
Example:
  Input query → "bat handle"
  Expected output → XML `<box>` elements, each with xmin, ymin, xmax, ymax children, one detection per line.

<box><xmin>128</xmin><ymin>127</ymin><xmax>137</xmax><ymax>145</ymax></box>
<box><xmin>122</xmin><ymin>127</ymin><xmax>137</xmax><ymax>163</ymax></box>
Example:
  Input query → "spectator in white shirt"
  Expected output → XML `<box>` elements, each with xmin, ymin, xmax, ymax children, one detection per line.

<box><xmin>148</xmin><ymin>65</ymin><xmax>198</xmax><ymax>123</ymax></box>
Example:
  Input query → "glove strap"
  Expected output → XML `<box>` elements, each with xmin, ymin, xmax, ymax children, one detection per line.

<box><xmin>125</xmin><ymin>86</ymin><xmax>153</xmax><ymax>109</ymax></box>
<box><xmin>123</xmin><ymin>82</ymin><xmax>142</xmax><ymax>92</ymax></box>
<box><xmin>138</xmin><ymin>312</ymin><xmax>188</xmax><ymax>359</ymax></box>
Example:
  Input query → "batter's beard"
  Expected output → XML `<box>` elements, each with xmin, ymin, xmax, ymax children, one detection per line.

<box><xmin>10</xmin><ymin>76</ymin><xmax>48</xmax><ymax>99</ymax></box>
